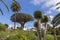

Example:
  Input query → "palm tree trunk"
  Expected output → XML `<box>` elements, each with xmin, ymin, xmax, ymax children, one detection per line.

<box><xmin>53</xmin><ymin>26</ymin><xmax>57</xmax><ymax>40</ymax></box>
<box><xmin>37</xmin><ymin>19</ymin><xmax>42</xmax><ymax>40</ymax></box>
<box><xmin>43</xmin><ymin>22</ymin><xmax>47</xmax><ymax>40</ymax></box>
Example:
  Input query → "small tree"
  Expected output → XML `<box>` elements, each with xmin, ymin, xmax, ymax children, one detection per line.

<box><xmin>11</xmin><ymin>0</ymin><xmax>21</xmax><ymax>29</ymax></box>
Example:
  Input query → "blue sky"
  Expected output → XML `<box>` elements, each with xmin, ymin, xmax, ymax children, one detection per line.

<box><xmin>0</xmin><ymin>0</ymin><xmax>60</xmax><ymax>28</ymax></box>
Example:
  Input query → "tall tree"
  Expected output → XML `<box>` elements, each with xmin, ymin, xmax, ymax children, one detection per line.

<box><xmin>11</xmin><ymin>13</ymin><xmax>33</xmax><ymax>29</ymax></box>
<box><xmin>11</xmin><ymin>0</ymin><xmax>21</xmax><ymax>29</ymax></box>
<box><xmin>34</xmin><ymin>11</ymin><xmax>43</xmax><ymax>40</ymax></box>
<box><xmin>52</xmin><ymin>13</ymin><xmax>60</xmax><ymax>40</ymax></box>
<box><xmin>0</xmin><ymin>0</ymin><xmax>9</xmax><ymax>15</ymax></box>
<box><xmin>42</xmin><ymin>15</ymin><xmax>49</xmax><ymax>40</ymax></box>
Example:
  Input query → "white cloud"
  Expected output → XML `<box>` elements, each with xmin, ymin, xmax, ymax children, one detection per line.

<box><xmin>31</xmin><ymin>0</ymin><xmax>60</xmax><ymax>12</ymax></box>
<box><xmin>31</xmin><ymin>0</ymin><xmax>60</xmax><ymax>6</ymax></box>
<box><xmin>43</xmin><ymin>0</ymin><xmax>60</xmax><ymax>7</ymax></box>
<box><xmin>30</xmin><ymin>0</ymin><xmax>46</xmax><ymax>5</ymax></box>
<box><xmin>31</xmin><ymin>0</ymin><xmax>60</xmax><ymax>25</ymax></box>
<box><xmin>30</xmin><ymin>0</ymin><xmax>40</xmax><ymax>5</ymax></box>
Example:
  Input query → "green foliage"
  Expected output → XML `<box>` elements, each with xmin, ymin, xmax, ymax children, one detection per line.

<box><xmin>42</xmin><ymin>15</ymin><xmax>49</xmax><ymax>23</ymax></box>
<box><xmin>34</xmin><ymin>11</ymin><xmax>43</xmax><ymax>19</ymax></box>
<box><xmin>11</xmin><ymin>13</ymin><xmax>33</xmax><ymax>23</ymax></box>
<box><xmin>47</xmin><ymin>24</ymin><xmax>54</xmax><ymax>34</ymax></box>
<box><xmin>0</xmin><ymin>23</ymin><xmax>7</xmax><ymax>31</ymax></box>
<box><xmin>6</xmin><ymin>30</ymin><xmax>38</xmax><ymax>40</ymax></box>
<box><xmin>0</xmin><ymin>31</ymin><xmax>9</xmax><ymax>40</ymax></box>
<box><xmin>26</xmin><ymin>31</ymin><xmax>38</xmax><ymax>40</ymax></box>
<box><xmin>56</xmin><ymin>27</ymin><xmax>60</xmax><ymax>35</ymax></box>
<box><xmin>5</xmin><ymin>24</ymin><xmax>9</xmax><ymax>28</ymax></box>
<box><xmin>57</xmin><ymin>35</ymin><xmax>60</xmax><ymax>40</ymax></box>
<box><xmin>0</xmin><ymin>29</ymin><xmax>60</xmax><ymax>40</ymax></box>
<box><xmin>11</xmin><ymin>1</ymin><xmax>21</xmax><ymax>12</ymax></box>
<box><xmin>47</xmin><ymin>35</ymin><xmax>54</xmax><ymax>40</ymax></box>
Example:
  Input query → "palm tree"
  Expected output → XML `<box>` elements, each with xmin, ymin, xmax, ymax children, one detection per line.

<box><xmin>52</xmin><ymin>13</ymin><xmax>60</xmax><ymax>40</ymax></box>
<box><xmin>11</xmin><ymin>0</ymin><xmax>21</xmax><ymax>29</ymax></box>
<box><xmin>42</xmin><ymin>15</ymin><xmax>49</xmax><ymax>40</ymax></box>
<box><xmin>34</xmin><ymin>10</ymin><xmax>43</xmax><ymax>40</ymax></box>
<box><xmin>52</xmin><ymin>3</ymin><xmax>60</xmax><ymax>40</ymax></box>
<box><xmin>0</xmin><ymin>0</ymin><xmax>9</xmax><ymax>15</ymax></box>
<box><xmin>34</xmin><ymin>22</ymin><xmax>41</xmax><ymax>40</ymax></box>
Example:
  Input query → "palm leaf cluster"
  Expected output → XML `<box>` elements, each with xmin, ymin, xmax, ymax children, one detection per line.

<box><xmin>34</xmin><ymin>10</ymin><xmax>49</xmax><ymax>40</ymax></box>
<box><xmin>11</xmin><ymin>1</ymin><xmax>21</xmax><ymax>12</ymax></box>
<box><xmin>34</xmin><ymin>11</ymin><xmax>43</xmax><ymax>19</ymax></box>
<box><xmin>42</xmin><ymin>15</ymin><xmax>49</xmax><ymax>23</ymax></box>
<box><xmin>52</xmin><ymin>13</ymin><xmax>60</xmax><ymax>26</ymax></box>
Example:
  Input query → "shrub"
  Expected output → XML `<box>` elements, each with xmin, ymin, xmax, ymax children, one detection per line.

<box><xmin>6</xmin><ymin>31</ymin><xmax>38</xmax><ymax>40</ymax></box>
<box><xmin>47</xmin><ymin>34</ymin><xmax>54</xmax><ymax>40</ymax></box>
<box><xmin>57</xmin><ymin>35</ymin><xmax>60</xmax><ymax>40</ymax></box>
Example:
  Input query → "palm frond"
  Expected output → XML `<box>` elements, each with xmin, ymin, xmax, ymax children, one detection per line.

<box><xmin>56</xmin><ymin>2</ymin><xmax>60</xmax><ymax>5</ymax></box>
<box><xmin>1</xmin><ymin>0</ymin><xmax>9</xmax><ymax>11</ymax></box>
<box><xmin>56</xmin><ymin>7</ymin><xmax>60</xmax><ymax>9</ymax></box>
<box><xmin>54</xmin><ymin>18</ymin><xmax>60</xmax><ymax>26</ymax></box>
<box><xmin>0</xmin><ymin>8</ymin><xmax>3</xmax><ymax>15</ymax></box>
<box><xmin>52</xmin><ymin>13</ymin><xmax>60</xmax><ymax>26</ymax></box>
<box><xmin>13</xmin><ymin>0</ymin><xmax>16</xmax><ymax>1</ymax></box>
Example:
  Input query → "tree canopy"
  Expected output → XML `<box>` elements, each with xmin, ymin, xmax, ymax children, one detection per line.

<box><xmin>11</xmin><ymin>13</ymin><xmax>34</xmax><ymax>23</ymax></box>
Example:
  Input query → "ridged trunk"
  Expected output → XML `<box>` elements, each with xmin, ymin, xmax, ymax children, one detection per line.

<box><xmin>53</xmin><ymin>25</ymin><xmax>57</xmax><ymax>40</ymax></box>
<box><xmin>43</xmin><ymin>22</ymin><xmax>47</xmax><ymax>40</ymax></box>
<box><xmin>37</xmin><ymin>19</ymin><xmax>42</xmax><ymax>40</ymax></box>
